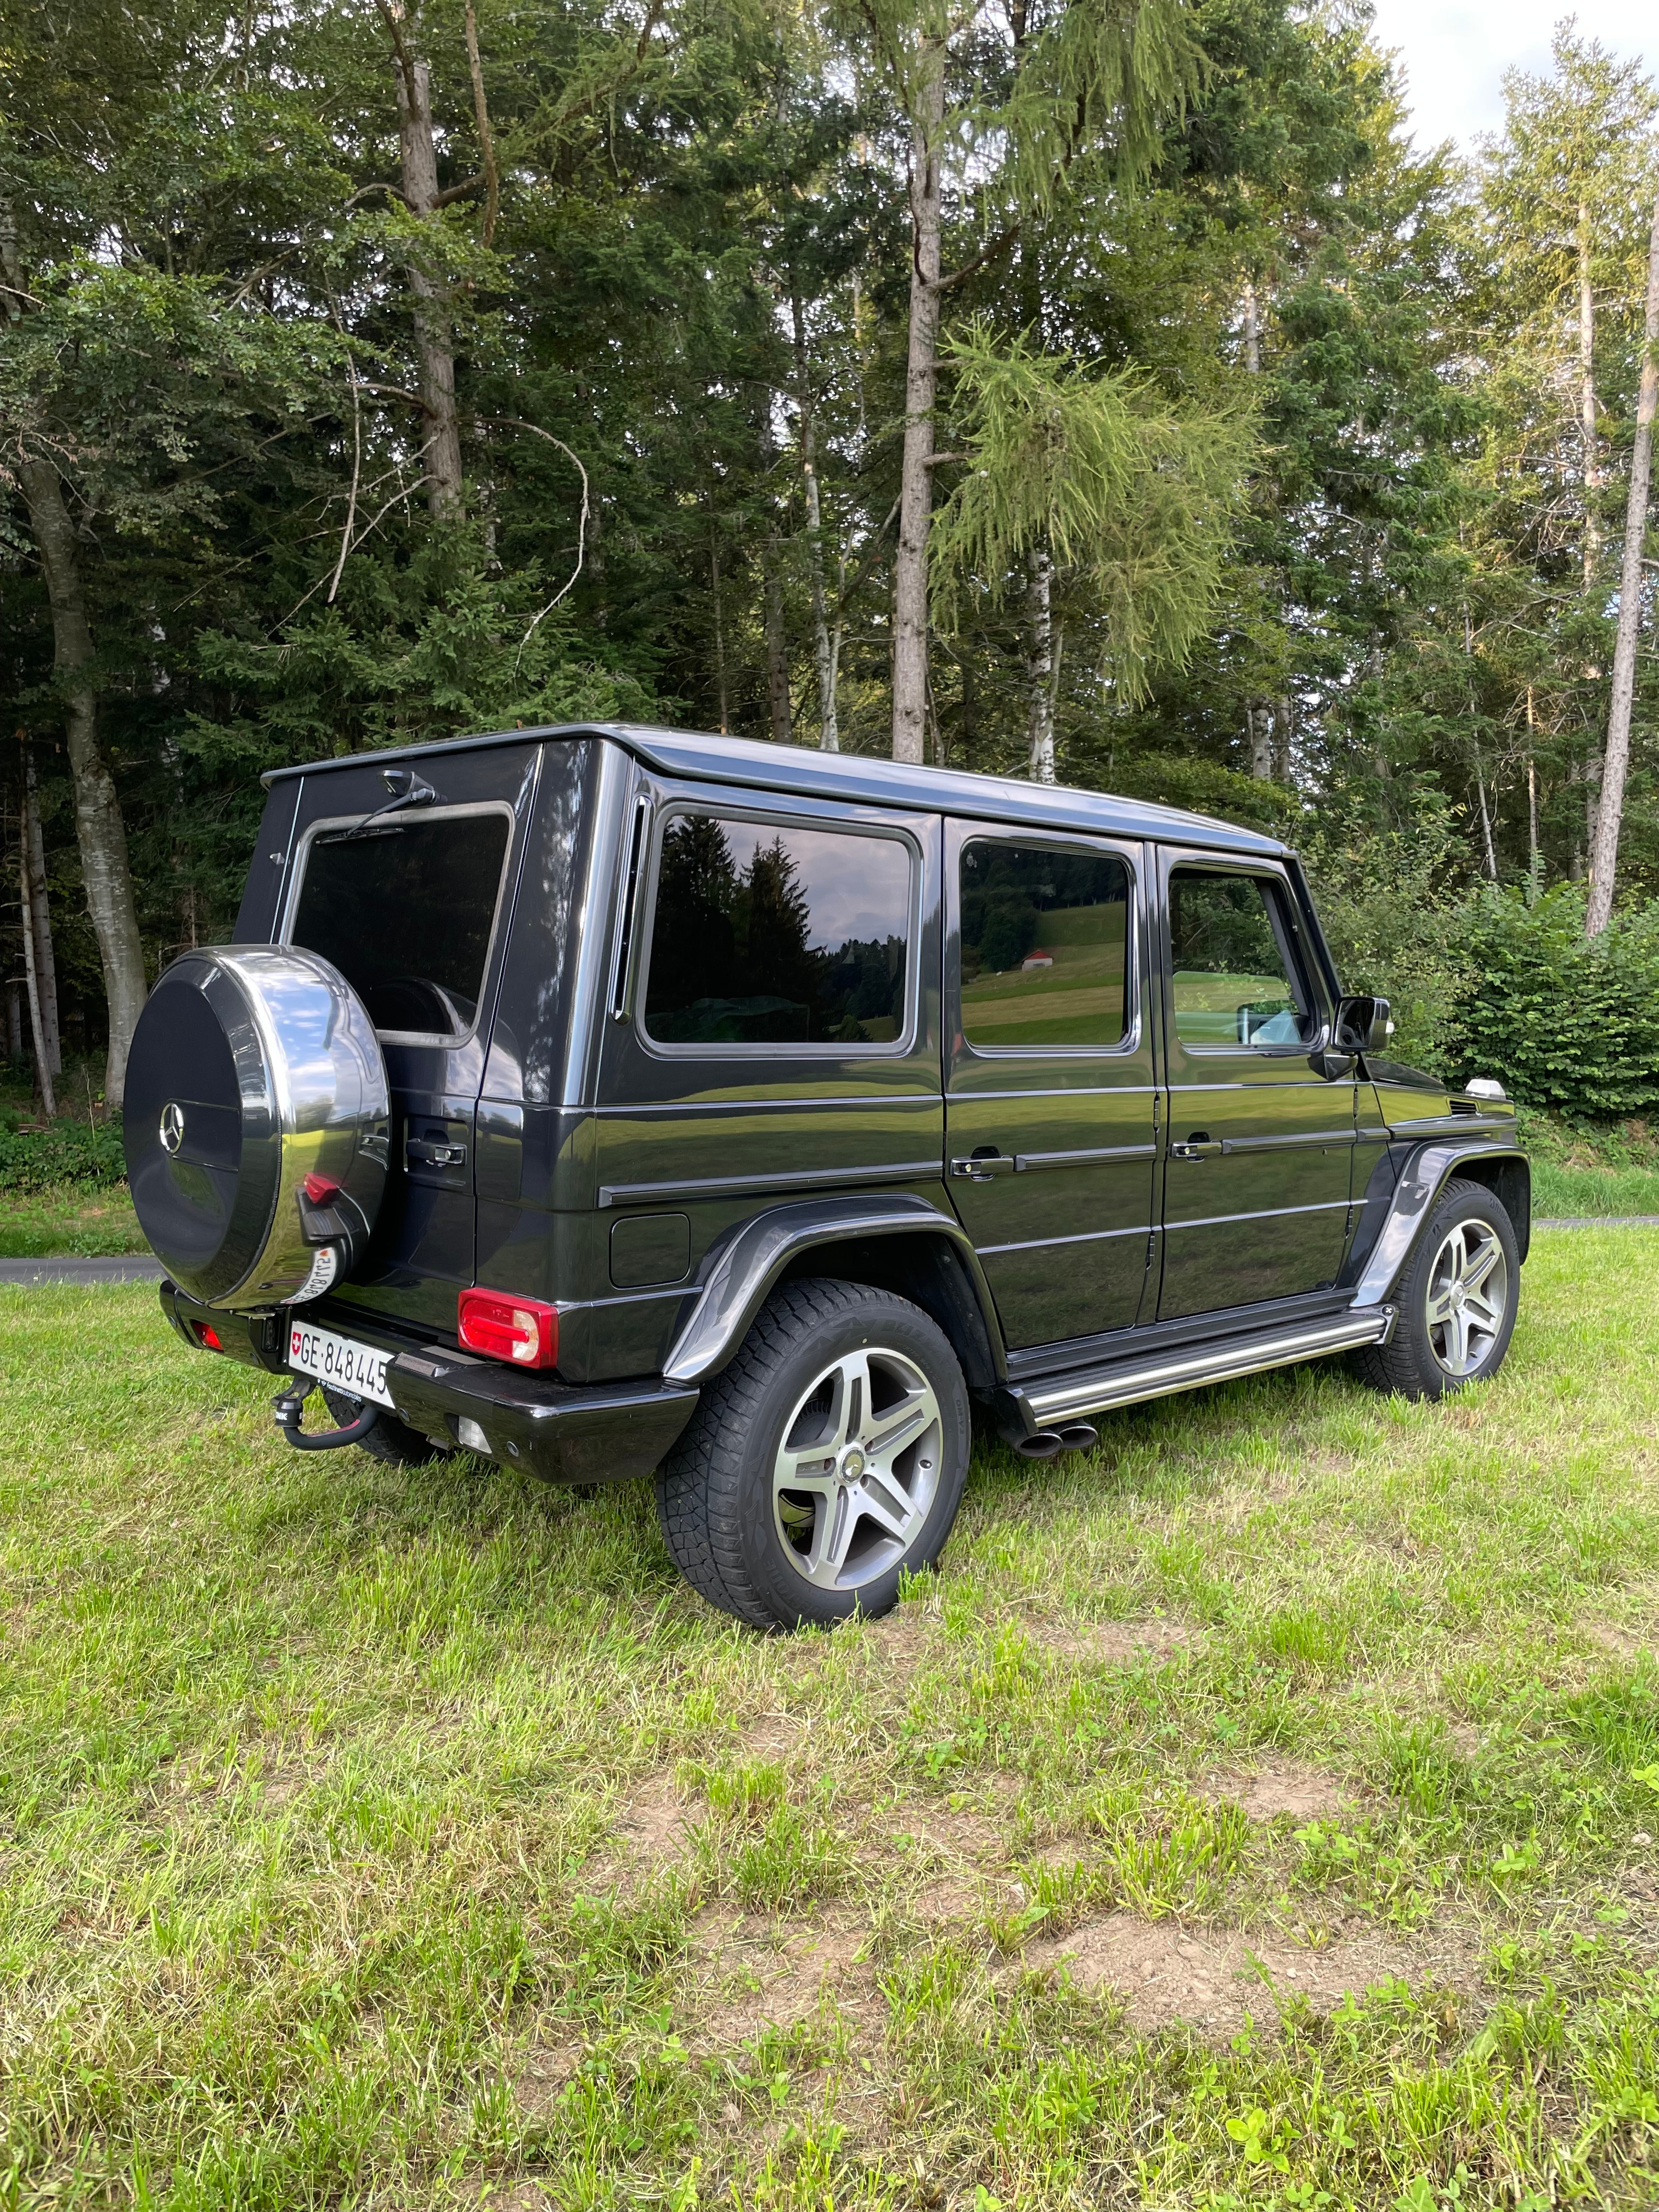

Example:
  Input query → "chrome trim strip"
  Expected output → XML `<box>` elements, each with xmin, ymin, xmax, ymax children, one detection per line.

<box><xmin>1021</xmin><ymin>1308</ymin><xmax>1395</xmax><ymax>1425</ymax></box>
<box><xmin>1163</xmin><ymin>1197</ymin><xmax>1353</xmax><ymax>1232</ymax></box>
<box><xmin>599</xmin><ymin>1159</ymin><xmax>944</xmax><ymax>1209</ymax></box>
<box><xmin>979</xmin><ymin>1223</ymin><xmax>1153</xmax><ymax>1256</ymax></box>
<box><xmin>1219</xmin><ymin>1128</ymin><xmax>1356</xmax><ymax>1153</ymax></box>
<box><xmin>1012</xmin><ymin>1143</ymin><xmax>1157</xmax><ymax>1171</ymax></box>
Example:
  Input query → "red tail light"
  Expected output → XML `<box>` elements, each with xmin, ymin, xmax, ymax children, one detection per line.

<box><xmin>302</xmin><ymin>1172</ymin><xmax>340</xmax><ymax>1205</ymax></box>
<box><xmin>196</xmin><ymin>1323</ymin><xmax>223</xmax><ymax>1352</ymax></box>
<box><xmin>458</xmin><ymin>1288</ymin><xmax>558</xmax><ymax>1369</ymax></box>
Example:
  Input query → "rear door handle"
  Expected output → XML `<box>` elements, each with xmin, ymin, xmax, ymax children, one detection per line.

<box><xmin>408</xmin><ymin>1137</ymin><xmax>467</xmax><ymax>1168</ymax></box>
<box><xmin>1168</xmin><ymin>1139</ymin><xmax>1221</xmax><ymax>1162</ymax></box>
<box><xmin>950</xmin><ymin>1153</ymin><xmax>1016</xmax><ymax>1182</ymax></box>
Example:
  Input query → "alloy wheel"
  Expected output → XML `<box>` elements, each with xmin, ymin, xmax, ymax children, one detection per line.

<box><xmin>1423</xmin><ymin>1218</ymin><xmax>1509</xmax><ymax>1378</ymax></box>
<box><xmin>771</xmin><ymin>1346</ymin><xmax>944</xmax><ymax>1592</ymax></box>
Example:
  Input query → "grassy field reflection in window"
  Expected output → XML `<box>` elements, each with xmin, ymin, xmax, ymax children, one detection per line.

<box><xmin>959</xmin><ymin>842</ymin><xmax>1129</xmax><ymax>1049</ymax></box>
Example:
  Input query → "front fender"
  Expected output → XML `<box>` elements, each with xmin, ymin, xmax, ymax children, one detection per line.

<box><xmin>662</xmin><ymin>1192</ymin><xmax>1000</xmax><ymax>1386</ymax></box>
<box><xmin>1347</xmin><ymin>1137</ymin><xmax>1530</xmax><ymax>1308</ymax></box>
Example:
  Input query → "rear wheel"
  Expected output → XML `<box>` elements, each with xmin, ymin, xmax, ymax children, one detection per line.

<box><xmin>655</xmin><ymin>1278</ymin><xmax>970</xmax><ymax>1630</ymax></box>
<box><xmin>1355</xmin><ymin>1177</ymin><xmax>1519</xmax><ymax>1401</ymax></box>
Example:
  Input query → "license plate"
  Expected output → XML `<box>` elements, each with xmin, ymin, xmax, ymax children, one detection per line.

<box><xmin>286</xmin><ymin>1320</ymin><xmax>396</xmax><ymax>1409</ymax></box>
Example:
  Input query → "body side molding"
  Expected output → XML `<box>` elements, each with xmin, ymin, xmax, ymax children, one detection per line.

<box><xmin>663</xmin><ymin>1192</ymin><xmax>1004</xmax><ymax>1386</ymax></box>
<box><xmin>1349</xmin><ymin>1136</ymin><xmax>1529</xmax><ymax>1308</ymax></box>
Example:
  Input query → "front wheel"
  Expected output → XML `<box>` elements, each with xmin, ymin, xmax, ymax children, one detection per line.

<box><xmin>655</xmin><ymin>1278</ymin><xmax>971</xmax><ymax>1630</ymax></box>
<box><xmin>1355</xmin><ymin>1177</ymin><xmax>1520</xmax><ymax>1401</ymax></box>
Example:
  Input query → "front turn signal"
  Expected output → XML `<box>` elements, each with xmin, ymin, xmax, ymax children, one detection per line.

<box><xmin>457</xmin><ymin>1287</ymin><xmax>558</xmax><ymax>1369</ymax></box>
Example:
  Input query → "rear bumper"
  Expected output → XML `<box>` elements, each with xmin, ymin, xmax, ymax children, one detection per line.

<box><xmin>159</xmin><ymin>1281</ymin><xmax>699</xmax><ymax>1486</ymax></box>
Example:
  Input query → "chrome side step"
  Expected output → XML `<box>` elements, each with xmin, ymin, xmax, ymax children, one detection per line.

<box><xmin>1007</xmin><ymin>1306</ymin><xmax>1395</xmax><ymax>1436</ymax></box>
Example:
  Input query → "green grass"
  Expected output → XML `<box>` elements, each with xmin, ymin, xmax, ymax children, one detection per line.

<box><xmin>2</xmin><ymin>1235</ymin><xmax>1659</xmax><ymax>2207</ymax></box>
<box><xmin>0</xmin><ymin>1180</ymin><xmax>146</xmax><ymax>1257</ymax></box>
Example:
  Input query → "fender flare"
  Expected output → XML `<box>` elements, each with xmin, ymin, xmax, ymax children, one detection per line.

<box><xmin>1348</xmin><ymin>1137</ymin><xmax>1530</xmax><ymax>1308</ymax></box>
<box><xmin>662</xmin><ymin>1192</ymin><xmax>1003</xmax><ymax>1386</ymax></box>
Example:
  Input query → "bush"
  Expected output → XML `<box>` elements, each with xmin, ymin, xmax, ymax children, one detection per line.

<box><xmin>0</xmin><ymin>1113</ymin><xmax>127</xmax><ymax>1193</ymax></box>
<box><xmin>1301</xmin><ymin>821</ymin><xmax>1472</xmax><ymax>1075</ymax></box>
<box><xmin>1456</xmin><ymin>884</ymin><xmax>1659</xmax><ymax>1118</ymax></box>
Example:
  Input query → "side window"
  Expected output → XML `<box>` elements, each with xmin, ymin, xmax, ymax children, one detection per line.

<box><xmin>290</xmin><ymin>809</ymin><xmax>512</xmax><ymax>1038</ymax></box>
<box><xmin>959</xmin><ymin>839</ymin><xmax>1131</xmax><ymax>1050</ymax></box>
<box><xmin>642</xmin><ymin>812</ymin><xmax>911</xmax><ymax>1048</ymax></box>
<box><xmin>1168</xmin><ymin>870</ymin><xmax>1315</xmax><ymax>1048</ymax></box>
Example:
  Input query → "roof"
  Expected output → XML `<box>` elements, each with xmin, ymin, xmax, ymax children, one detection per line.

<box><xmin>262</xmin><ymin>721</ymin><xmax>1289</xmax><ymax>857</ymax></box>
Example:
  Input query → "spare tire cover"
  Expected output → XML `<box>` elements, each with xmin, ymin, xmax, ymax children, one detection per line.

<box><xmin>125</xmin><ymin>947</ymin><xmax>391</xmax><ymax>1311</ymax></box>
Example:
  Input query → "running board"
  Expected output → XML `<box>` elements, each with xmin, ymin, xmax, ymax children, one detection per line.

<box><xmin>1003</xmin><ymin>1306</ymin><xmax>1396</xmax><ymax>1438</ymax></box>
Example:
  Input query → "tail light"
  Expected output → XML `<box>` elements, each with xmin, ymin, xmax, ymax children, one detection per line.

<box><xmin>194</xmin><ymin>1322</ymin><xmax>223</xmax><ymax>1352</ymax></box>
<box><xmin>457</xmin><ymin>1288</ymin><xmax>558</xmax><ymax>1369</ymax></box>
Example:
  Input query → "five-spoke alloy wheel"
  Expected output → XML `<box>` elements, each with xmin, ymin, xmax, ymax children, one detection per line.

<box><xmin>1355</xmin><ymin>1176</ymin><xmax>1520</xmax><ymax>1401</ymax></box>
<box><xmin>656</xmin><ymin>1278</ymin><xmax>970</xmax><ymax>1630</ymax></box>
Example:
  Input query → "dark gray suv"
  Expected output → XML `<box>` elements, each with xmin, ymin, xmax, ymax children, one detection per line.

<box><xmin>125</xmin><ymin>725</ymin><xmax>1528</xmax><ymax>1630</ymax></box>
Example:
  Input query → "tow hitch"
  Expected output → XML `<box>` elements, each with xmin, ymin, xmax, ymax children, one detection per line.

<box><xmin>272</xmin><ymin>1380</ymin><xmax>382</xmax><ymax>1452</ymax></box>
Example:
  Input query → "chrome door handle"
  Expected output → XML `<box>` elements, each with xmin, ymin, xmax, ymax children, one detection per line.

<box><xmin>408</xmin><ymin>1138</ymin><xmax>467</xmax><ymax>1168</ymax></box>
<box><xmin>950</xmin><ymin>1153</ymin><xmax>1016</xmax><ymax>1182</ymax></box>
<box><xmin>1169</xmin><ymin>1140</ymin><xmax>1221</xmax><ymax>1162</ymax></box>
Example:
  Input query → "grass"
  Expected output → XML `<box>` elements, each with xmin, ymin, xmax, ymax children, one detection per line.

<box><xmin>0</xmin><ymin>1180</ymin><xmax>145</xmax><ymax>1257</ymax></box>
<box><xmin>3</xmin><ymin>1232</ymin><xmax>1658</xmax><ymax>2207</ymax></box>
<box><xmin>1519</xmin><ymin>1109</ymin><xmax>1659</xmax><ymax>1219</ymax></box>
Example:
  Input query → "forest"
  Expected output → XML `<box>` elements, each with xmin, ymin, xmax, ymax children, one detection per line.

<box><xmin>3</xmin><ymin>0</ymin><xmax>1659</xmax><ymax>1120</ymax></box>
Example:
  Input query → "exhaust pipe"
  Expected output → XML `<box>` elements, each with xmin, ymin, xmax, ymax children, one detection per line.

<box><xmin>1013</xmin><ymin>1423</ymin><xmax>1099</xmax><ymax>1461</ymax></box>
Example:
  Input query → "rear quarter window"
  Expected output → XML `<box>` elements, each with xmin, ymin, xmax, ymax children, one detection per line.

<box><xmin>641</xmin><ymin>811</ymin><xmax>912</xmax><ymax>1049</ymax></box>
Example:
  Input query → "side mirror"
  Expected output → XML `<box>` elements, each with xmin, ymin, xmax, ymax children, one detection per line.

<box><xmin>1334</xmin><ymin>994</ymin><xmax>1391</xmax><ymax>1054</ymax></box>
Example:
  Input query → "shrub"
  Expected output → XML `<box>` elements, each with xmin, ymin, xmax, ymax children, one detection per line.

<box><xmin>1301</xmin><ymin>820</ymin><xmax>1472</xmax><ymax>1075</ymax></box>
<box><xmin>1456</xmin><ymin>884</ymin><xmax>1659</xmax><ymax>1118</ymax></box>
<box><xmin>0</xmin><ymin>1114</ymin><xmax>127</xmax><ymax>1193</ymax></box>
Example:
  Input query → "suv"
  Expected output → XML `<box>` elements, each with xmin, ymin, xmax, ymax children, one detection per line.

<box><xmin>126</xmin><ymin>725</ymin><xmax>1528</xmax><ymax>1630</ymax></box>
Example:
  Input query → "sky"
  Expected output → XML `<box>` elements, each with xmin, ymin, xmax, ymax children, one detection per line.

<box><xmin>1367</xmin><ymin>0</ymin><xmax>1651</xmax><ymax>153</ymax></box>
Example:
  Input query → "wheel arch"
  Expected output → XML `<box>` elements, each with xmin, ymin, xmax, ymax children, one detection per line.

<box><xmin>662</xmin><ymin>1194</ymin><xmax>1005</xmax><ymax>1390</ymax></box>
<box><xmin>1348</xmin><ymin>1138</ymin><xmax>1530</xmax><ymax>1307</ymax></box>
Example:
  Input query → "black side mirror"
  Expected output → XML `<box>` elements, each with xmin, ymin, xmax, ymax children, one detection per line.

<box><xmin>1334</xmin><ymin>994</ymin><xmax>1391</xmax><ymax>1054</ymax></box>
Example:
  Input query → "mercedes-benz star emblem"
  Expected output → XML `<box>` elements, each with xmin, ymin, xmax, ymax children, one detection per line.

<box><xmin>159</xmin><ymin>1102</ymin><xmax>186</xmax><ymax>1155</ymax></box>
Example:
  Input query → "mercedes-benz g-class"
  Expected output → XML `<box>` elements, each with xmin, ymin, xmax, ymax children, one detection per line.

<box><xmin>126</xmin><ymin>725</ymin><xmax>1528</xmax><ymax>1630</ymax></box>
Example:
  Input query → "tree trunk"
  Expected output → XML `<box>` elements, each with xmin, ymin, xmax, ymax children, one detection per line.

<box><xmin>1585</xmin><ymin>191</ymin><xmax>1659</xmax><ymax>938</ymax></box>
<box><xmin>1025</xmin><ymin>544</ymin><xmax>1056</xmax><ymax>783</ymax></box>
<box><xmin>20</xmin><ymin>747</ymin><xmax>59</xmax><ymax>1075</ymax></box>
<box><xmin>392</xmin><ymin>43</ymin><xmax>464</xmax><ymax>516</ymax></box>
<box><xmin>890</xmin><ymin>37</ymin><xmax>945</xmax><ymax>765</ymax></box>
<box><xmin>1579</xmin><ymin>201</ymin><xmax>1601</xmax><ymax>588</ymax></box>
<box><xmin>18</xmin><ymin>823</ymin><xmax>55</xmax><ymax>1118</ymax></box>
<box><xmin>709</xmin><ymin>537</ymin><xmax>730</xmax><ymax>734</ymax></box>
<box><xmin>792</xmin><ymin>292</ymin><xmax>839</xmax><ymax>753</ymax></box>
<box><xmin>1273</xmin><ymin>697</ymin><xmax>1293</xmax><ymax>786</ymax></box>
<box><xmin>1246</xmin><ymin>701</ymin><xmax>1273</xmax><ymax>778</ymax></box>
<box><xmin>1241</xmin><ymin>275</ymin><xmax>1260</xmax><ymax>375</ymax></box>
<box><xmin>16</xmin><ymin>458</ymin><xmax>147</xmax><ymax>1107</ymax></box>
<box><xmin>763</xmin><ymin>538</ymin><xmax>792</xmax><ymax>744</ymax></box>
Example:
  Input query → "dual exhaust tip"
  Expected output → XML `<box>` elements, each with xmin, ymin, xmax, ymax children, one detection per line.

<box><xmin>1013</xmin><ymin>1423</ymin><xmax>1099</xmax><ymax>1461</ymax></box>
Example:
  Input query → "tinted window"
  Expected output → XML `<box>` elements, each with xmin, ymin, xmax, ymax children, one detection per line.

<box><xmin>643</xmin><ymin>814</ymin><xmax>910</xmax><ymax>1047</ymax></box>
<box><xmin>291</xmin><ymin>810</ymin><xmax>511</xmax><ymax>1036</ymax></box>
<box><xmin>1169</xmin><ymin>871</ymin><xmax>1314</xmax><ymax>1047</ymax></box>
<box><xmin>959</xmin><ymin>840</ymin><xmax>1130</xmax><ymax>1049</ymax></box>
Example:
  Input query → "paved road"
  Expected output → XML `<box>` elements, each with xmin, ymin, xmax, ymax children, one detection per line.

<box><xmin>0</xmin><ymin>1255</ymin><xmax>168</xmax><ymax>1285</ymax></box>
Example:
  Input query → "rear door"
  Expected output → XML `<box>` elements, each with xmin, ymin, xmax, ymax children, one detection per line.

<box><xmin>944</xmin><ymin>822</ymin><xmax>1157</xmax><ymax>1351</ymax></box>
<box><xmin>1155</xmin><ymin>852</ymin><xmax>1357</xmax><ymax>1319</ymax></box>
<box><xmin>273</xmin><ymin>743</ymin><xmax>540</xmax><ymax>1331</ymax></box>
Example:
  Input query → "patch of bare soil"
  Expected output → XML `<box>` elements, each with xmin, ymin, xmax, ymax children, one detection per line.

<box><xmin>886</xmin><ymin>1788</ymin><xmax>1017</xmax><ymax>1867</ymax></box>
<box><xmin>687</xmin><ymin>1905</ymin><xmax>876</xmax><ymax>2049</ymax></box>
<box><xmin>512</xmin><ymin>2038</ymin><xmax>582</xmax><ymax>2117</ymax></box>
<box><xmin>581</xmin><ymin>1771</ymin><xmax>697</xmax><ymax>1894</ymax></box>
<box><xmin>851</xmin><ymin>1606</ymin><xmax>936</xmax><ymax>1673</ymax></box>
<box><xmin>1024</xmin><ymin>1911</ymin><xmax>1470</xmax><ymax>2037</ymax></box>
<box><xmin>1583</xmin><ymin>1615</ymin><xmax>1657</xmax><ymax>1663</ymax></box>
<box><xmin>1031</xmin><ymin>1615</ymin><xmax>1201</xmax><ymax>1667</ymax></box>
<box><xmin>1200</xmin><ymin>1758</ymin><xmax>1349</xmax><ymax>1824</ymax></box>
<box><xmin>735</xmin><ymin>1710</ymin><xmax>808</xmax><ymax>1762</ymax></box>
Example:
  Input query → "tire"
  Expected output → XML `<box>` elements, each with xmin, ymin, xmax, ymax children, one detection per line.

<box><xmin>321</xmin><ymin>1386</ymin><xmax>449</xmax><ymax>1468</ymax></box>
<box><xmin>1354</xmin><ymin>1177</ymin><xmax>1520</xmax><ymax>1401</ymax></box>
<box><xmin>654</xmin><ymin>1277</ymin><xmax>971</xmax><ymax>1631</ymax></box>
